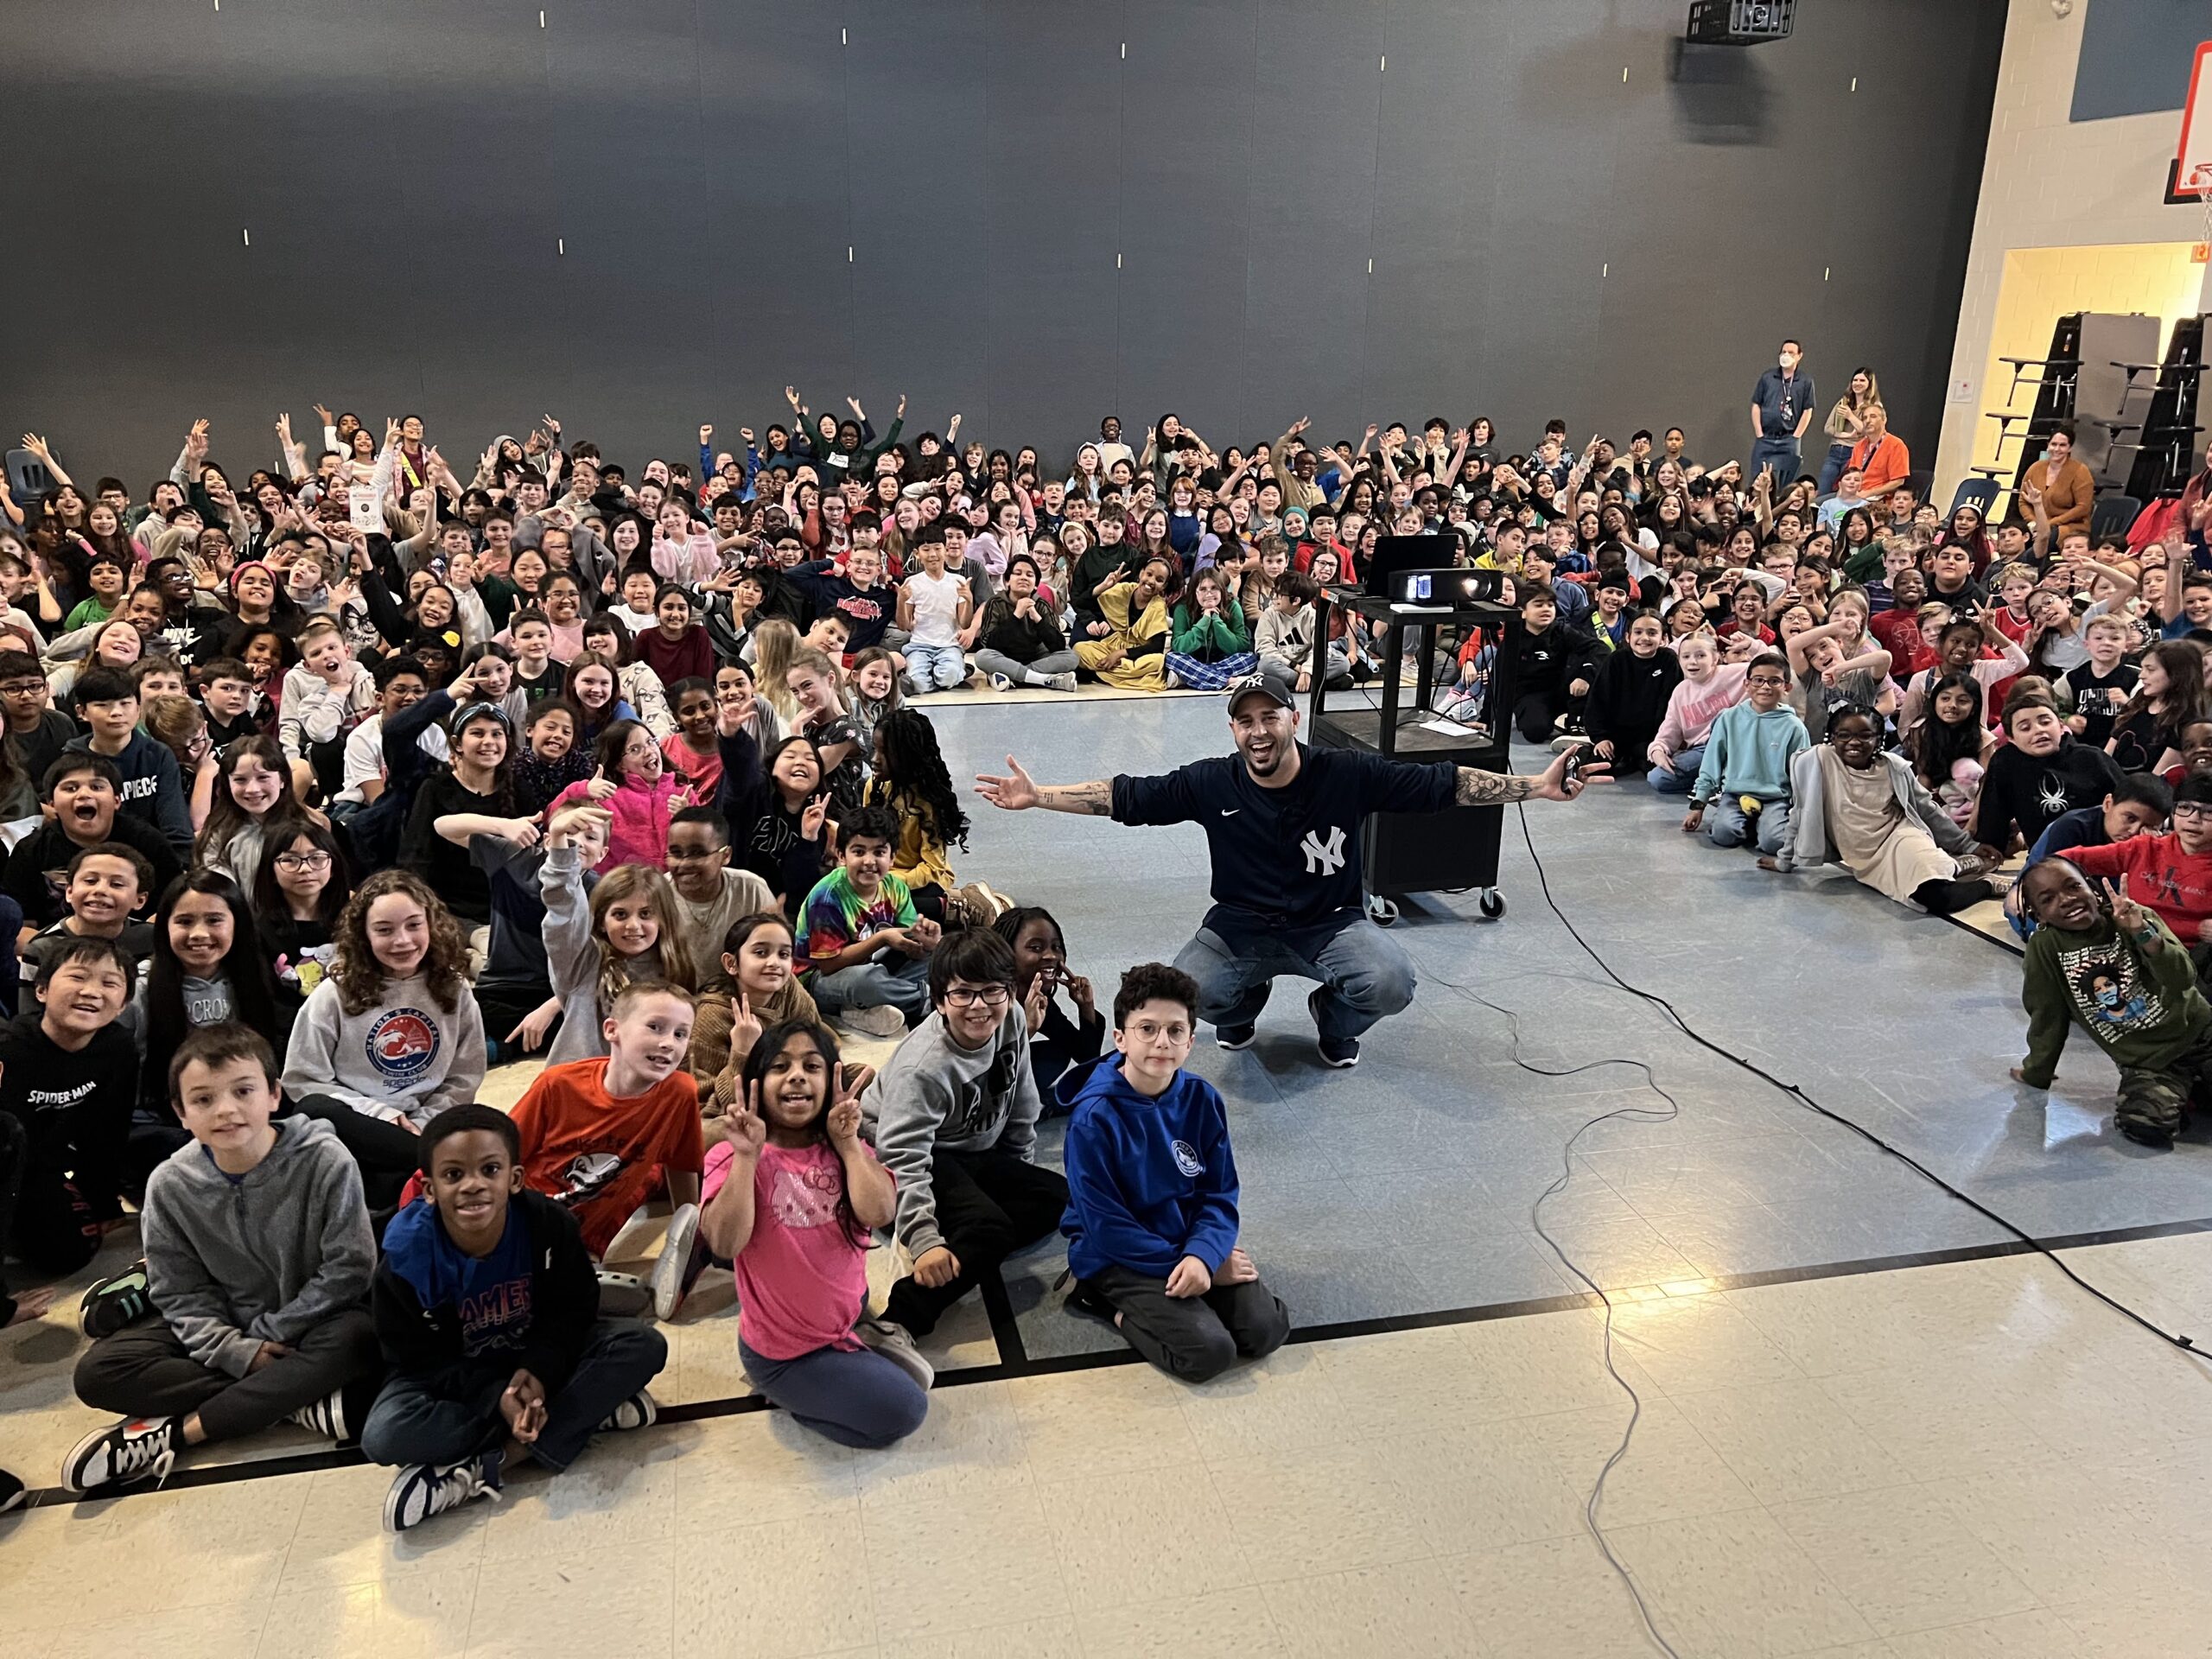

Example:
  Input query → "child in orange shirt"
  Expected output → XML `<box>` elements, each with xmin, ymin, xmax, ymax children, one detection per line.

<box><xmin>508</xmin><ymin>982</ymin><xmax>706</xmax><ymax>1321</ymax></box>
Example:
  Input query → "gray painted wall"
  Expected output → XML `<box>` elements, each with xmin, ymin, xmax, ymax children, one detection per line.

<box><xmin>2</xmin><ymin>0</ymin><xmax>2001</xmax><ymax>486</ymax></box>
<box><xmin>2071</xmin><ymin>0</ymin><xmax>2204</xmax><ymax>123</ymax></box>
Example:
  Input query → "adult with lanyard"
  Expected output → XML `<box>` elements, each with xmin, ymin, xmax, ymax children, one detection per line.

<box><xmin>975</xmin><ymin>671</ymin><xmax>1604</xmax><ymax>1068</ymax></box>
<box><xmin>1749</xmin><ymin>338</ymin><xmax>1816</xmax><ymax>493</ymax></box>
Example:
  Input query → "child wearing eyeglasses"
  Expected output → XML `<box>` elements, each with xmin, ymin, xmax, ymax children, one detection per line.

<box><xmin>1681</xmin><ymin>651</ymin><xmax>1808</xmax><ymax>854</ymax></box>
<box><xmin>859</xmin><ymin>927</ymin><xmax>1065</xmax><ymax>1339</ymax></box>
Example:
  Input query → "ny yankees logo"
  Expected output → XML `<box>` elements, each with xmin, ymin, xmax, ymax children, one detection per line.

<box><xmin>1300</xmin><ymin>824</ymin><xmax>1347</xmax><ymax>876</ymax></box>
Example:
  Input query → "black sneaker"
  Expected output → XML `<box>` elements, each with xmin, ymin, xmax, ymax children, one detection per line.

<box><xmin>1309</xmin><ymin>990</ymin><xmax>1360</xmax><ymax>1069</ymax></box>
<box><xmin>79</xmin><ymin>1261</ymin><xmax>152</xmax><ymax>1340</ymax></box>
<box><xmin>286</xmin><ymin>1390</ymin><xmax>349</xmax><ymax>1441</ymax></box>
<box><xmin>383</xmin><ymin>1453</ymin><xmax>502</xmax><ymax>1533</ymax></box>
<box><xmin>2118</xmin><ymin>1118</ymin><xmax>2177</xmax><ymax>1149</ymax></box>
<box><xmin>0</xmin><ymin>1467</ymin><xmax>24</xmax><ymax>1514</ymax></box>
<box><xmin>61</xmin><ymin>1416</ymin><xmax>177</xmax><ymax>1493</ymax></box>
<box><xmin>1216</xmin><ymin>1023</ymin><xmax>1257</xmax><ymax>1051</ymax></box>
<box><xmin>1062</xmin><ymin>1277</ymin><xmax>1117</xmax><ymax>1326</ymax></box>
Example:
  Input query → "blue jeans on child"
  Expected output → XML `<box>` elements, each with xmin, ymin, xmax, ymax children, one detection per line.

<box><xmin>903</xmin><ymin>644</ymin><xmax>969</xmax><ymax>692</ymax></box>
<box><xmin>1173</xmin><ymin>911</ymin><xmax>1416</xmax><ymax>1045</ymax></box>
<box><xmin>359</xmin><ymin>1318</ymin><xmax>666</xmax><ymax>1473</ymax></box>
<box><xmin>1706</xmin><ymin>796</ymin><xmax>1792</xmax><ymax>853</ymax></box>
<box><xmin>810</xmin><ymin>954</ymin><xmax>931</xmax><ymax>1025</ymax></box>
<box><xmin>1648</xmin><ymin>745</ymin><xmax>1705</xmax><ymax>796</ymax></box>
<box><xmin>739</xmin><ymin>1337</ymin><xmax>929</xmax><ymax>1449</ymax></box>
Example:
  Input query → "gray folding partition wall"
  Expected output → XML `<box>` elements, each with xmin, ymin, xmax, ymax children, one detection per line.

<box><xmin>0</xmin><ymin>0</ymin><xmax>2005</xmax><ymax>481</ymax></box>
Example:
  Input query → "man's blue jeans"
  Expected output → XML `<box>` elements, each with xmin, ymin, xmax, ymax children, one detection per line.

<box><xmin>1172</xmin><ymin>913</ymin><xmax>1416</xmax><ymax>1046</ymax></box>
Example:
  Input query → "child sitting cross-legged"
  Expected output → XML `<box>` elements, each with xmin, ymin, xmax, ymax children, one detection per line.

<box><xmin>509</xmin><ymin>981</ymin><xmax>707</xmax><ymax>1323</ymax></box>
<box><xmin>64</xmin><ymin>1025</ymin><xmax>381</xmax><ymax>1494</ymax></box>
<box><xmin>700</xmin><ymin>1020</ymin><xmax>929</xmax><ymax>1449</ymax></box>
<box><xmin>1646</xmin><ymin>631</ymin><xmax>1746</xmax><ymax>795</ymax></box>
<box><xmin>2013</xmin><ymin>860</ymin><xmax>2212</xmax><ymax>1148</ymax></box>
<box><xmin>796</xmin><ymin>804</ymin><xmax>941</xmax><ymax>1039</ymax></box>
<box><xmin>1059</xmin><ymin>963</ymin><xmax>1290</xmax><ymax>1381</ymax></box>
<box><xmin>1681</xmin><ymin>652</ymin><xmax>1808</xmax><ymax>854</ymax></box>
<box><xmin>861</xmin><ymin>927</ymin><xmax>1065</xmax><ymax>1338</ymax></box>
<box><xmin>365</xmin><ymin>1103</ymin><xmax>669</xmax><ymax>1531</ymax></box>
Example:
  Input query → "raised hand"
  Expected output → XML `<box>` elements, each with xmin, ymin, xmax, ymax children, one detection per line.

<box><xmin>731</xmin><ymin>1081</ymin><xmax>769</xmax><ymax>1157</ymax></box>
<box><xmin>2105</xmin><ymin>874</ymin><xmax>2151</xmax><ymax>936</ymax></box>
<box><xmin>799</xmin><ymin>790</ymin><xmax>830</xmax><ymax>841</ymax></box>
<box><xmin>725</xmin><ymin>989</ymin><xmax>762</xmax><ymax>1062</ymax></box>
<box><xmin>1022</xmin><ymin>973</ymin><xmax>1050</xmax><ymax>1036</ymax></box>
<box><xmin>826</xmin><ymin>1071</ymin><xmax>863</xmax><ymax>1147</ymax></box>
<box><xmin>313</xmin><ymin>403</ymin><xmax>334</xmax><ymax>427</ymax></box>
<box><xmin>975</xmin><ymin>753</ymin><xmax>1039</xmax><ymax>810</ymax></box>
<box><xmin>700</xmin><ymin>423</ymin><xmax>713</xmax><ymax>444</ymax></box>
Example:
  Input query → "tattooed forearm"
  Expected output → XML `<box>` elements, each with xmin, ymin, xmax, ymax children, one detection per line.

<box><xmin>1039</xmin><ymin>781</ymin><xmax>1113</xmax><ymax>816</ymax></box>
<box><xmin>1454</xmin><ymin>767</ymin><xmax>1534</xmax><ymax>806</ymax></box>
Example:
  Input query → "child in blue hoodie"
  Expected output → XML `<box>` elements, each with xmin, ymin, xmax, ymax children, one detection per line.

<box><xmin>1058</xmin><ymin>963</ymin><xmax>1289</xmax><ymax>1382</ymax></box>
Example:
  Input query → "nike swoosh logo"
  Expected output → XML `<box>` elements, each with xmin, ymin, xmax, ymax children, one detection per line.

<box><xmin>1221</xmin><ymin>809</ymin><xmax>1240</xmax><ymax>817</ymax></box>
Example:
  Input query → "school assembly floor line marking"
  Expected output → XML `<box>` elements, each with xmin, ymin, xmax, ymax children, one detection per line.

<box><xmin>20</xmin><ymin>1209</ymin><xmax>2212</xmax><ymax>1511</ymax></box>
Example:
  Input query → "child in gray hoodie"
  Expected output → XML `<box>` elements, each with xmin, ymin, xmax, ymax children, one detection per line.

<box><xmin>861</xmin><ymin>928</ymin><xmax>1065</xmax><ymax>1337</ymax></box>
<box><xmin>65</xmin><ymin>1024</ymin><xmax>381</xmax><ymax>1494</ymax></box>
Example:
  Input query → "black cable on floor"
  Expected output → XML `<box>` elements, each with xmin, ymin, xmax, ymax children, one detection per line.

<box><xmin>1410</xmin><ymin>963</ymin><xmax>1689</xmax><ymax>1659</ymax></box>
<box><xmin>1505</xmin><ymin>799</ymin><xmax>2209</xmax><ymax>1362</ymax></box>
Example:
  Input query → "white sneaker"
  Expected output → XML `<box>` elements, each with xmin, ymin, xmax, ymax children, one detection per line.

<box><xmin>598</xmin><ymin>1389</ymin><xmax>658</xmax><ymax>1433</ymax></box>
<box><xmin>838</xmin><ymin>1005</ymin><xmax>909</xmax><ymax>1039</ymax></box>
<box><xmin>855</xmin><ymin>1317</ymin><xmax>935</xmax><ymax>1389</ymax></box>
<box><xmin>988</xmin><ymin>673</ymin><xmax>1014</xmax><ymax>691</ymax></box>
<box><xmin>1163</xmin><ymin>671</ymin><xmax>1185</xmax><ymax>690</ymax></box>
<box><xmin>651</xmin><ymin>1204</ymin><xmax>700</xmax><ymax>1321</ymax></box>
<box><xmin>1046</xmin><ymin>671</ymin><xmax>1078</xmax><ymax>693</ymax></box>
<box><xmin>1549</xmin><ymin>733</ymin><xmax>1587</xmax><ymax>753</ymax></box>
<box><xmin>61</xmin><ymin>1416</ymin><xmax>176</xmax><ymax>1492</ymax></box>
<box><xmin>384</xmin><ymin>1454</ymin><xmax>501</xmax><ymax>1532</ymax></box>
<box><xmin>286</xmin><ymin>1389</ymin><xmax>349</xmax><ymax>1441</ymax></box>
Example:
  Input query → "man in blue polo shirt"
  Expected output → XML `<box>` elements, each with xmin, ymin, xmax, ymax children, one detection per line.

<box><xmin>975</xmin><ymin>672</ymin><xmax>1601</xmax><ymax>1068</ymax></box>
<box><xmin>1750</xmin><ymin>339</ymin><xmax>1816</xmax><ymax>493</ymax></box>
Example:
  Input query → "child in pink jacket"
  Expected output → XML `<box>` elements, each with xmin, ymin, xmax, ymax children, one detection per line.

<box><xmin>548</xmin><ymin>717</ymin><xmax>694</xmax><ymax>870</ymax></box>
<box><xmin>1649</xmin><ymin>632</ymin><xmax>1749</xmax><ymax>795</ymax></box>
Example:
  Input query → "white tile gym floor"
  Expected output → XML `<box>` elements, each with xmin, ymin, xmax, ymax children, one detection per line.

<box><xmin>6</xmin><ymin>693</ymin><xmax>2211</xmax><ymax>1657</ymax></box>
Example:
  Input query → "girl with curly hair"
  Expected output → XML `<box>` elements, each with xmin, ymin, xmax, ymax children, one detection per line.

<box><xmin>281</xmin><ymin>869</ymin><xmax>486</xmax><ymax>1207</ymax></box>
<box><xmin>862</xmin><ymin>708</ymin><xmax>1002</xmax><ymax>927</ymax></box>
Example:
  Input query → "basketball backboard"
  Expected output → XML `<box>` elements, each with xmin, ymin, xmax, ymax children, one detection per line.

<box><xmin>2168</xmin><ymin>40</ymin><xmax>2212</xmax><ymax>204</ymax></box>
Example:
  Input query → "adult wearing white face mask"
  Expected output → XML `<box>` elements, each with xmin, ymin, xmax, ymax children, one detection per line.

<box><xmin>1751</xmin><ymin>338</ymin><xmax>1817</xmax><ymax>495</ymax></box>
<box><xmin>975</xmin><ymin>671</ymin><xmax>1601</xmax><ymax>1069</ymax></box>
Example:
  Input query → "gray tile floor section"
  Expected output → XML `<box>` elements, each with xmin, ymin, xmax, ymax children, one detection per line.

<box><xmin>922</xmin><ymin>692</ymin><xmax>2212</xmax><ymax>1360</ymax></box>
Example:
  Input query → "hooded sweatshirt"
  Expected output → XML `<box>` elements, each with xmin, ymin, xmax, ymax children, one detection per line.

<box><xmin>549</xmin><ymin>767</ymin><xmax>690</xmax><ymax>872</ymax></box>
<box><xmin>140</xmin><ymin>1115</ymin><xmax>376</xmax><ymax>1379</ymax></box>
<box><xmin>1057</xmin><ymin>1055</ymin><xmax>1241</xmax><ymax>1281</ymax></box>
<box><xmin>861</xmin><ymin>1006</ymin><xmax>1042</xmax><ymax>1258</ymax></box>
<box><xmin>280</xmin><ymin>973</ymin><xmax>487</xmax><ymax>1127</ymax></box>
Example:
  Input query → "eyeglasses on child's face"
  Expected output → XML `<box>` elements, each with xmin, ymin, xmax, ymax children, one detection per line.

<box><xmin>941</xmin><ymin>985</ymin><xmax>1010</xmax><ymax>1008</ymax></box>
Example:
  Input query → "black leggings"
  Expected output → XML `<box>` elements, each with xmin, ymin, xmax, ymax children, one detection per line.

<box><xmin>1911</xmin><ymin>876</ymin><xmax>1995</xmax><ymax>915</ymax></box>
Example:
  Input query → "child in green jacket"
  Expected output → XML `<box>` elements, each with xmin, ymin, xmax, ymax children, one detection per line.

<box><xmin>2013</xmin><ymin>857</ymin><xmax>2212</xmax><ymax>1147</ymax></box>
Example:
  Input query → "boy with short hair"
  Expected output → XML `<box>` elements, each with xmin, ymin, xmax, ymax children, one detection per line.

<box><xmin>0</xmin><ymin>646</ymin><xmax>76</xmax><ymax>785</ymax></box>
<box><xmin>0</xmin><ymin>938</ymin><xmax>140</xmax><ymax>1283</ymax></box>
<box><xmin>279</xmin><ymin>615</ymin><xmax>378</xmax><ymax>798</ymax></box>
<box><xmin>507</xmin><ymin>608</ymin><xmax>562</xmax><ymax>703</ymax></box>
<box><xmin>1508</xmin><ymin>582</ymin><xmax>1600</xmax><ymax>742</ymax></box>
<box><xmin>2014</xmin><ymin>859</ymin><xmax>2212</xmax><ymax>1147</ymax></box>
<box><xmin>365</xmin><ymin>1103</ymin><xmax>669</xmax><ymax>1530</ymax></box>
<box><xmin>67</xmin><ymin>664</ymin><xmax>192</xmax><ymax>853</ymax></box>
<box><xmin>63</xmin><ymin>1024</ymin><xmax>381</xmax><ymax>1492</ymax></box>
<box><xmin>1253</xmin><ymin>569</ymin><xmax>1347</xmax><ymax>695</ymax></box>
<box><xmin>2058</xmin><ymin>614</ymin><xmax>2139</xmax><ymax>750</ymax></box>
<box><xmin>2064</xmin><ymin>773</ymin><xmax>2212</xmax><ymax>952</ymax></box>
<box><xmin>796</xmin><ymin>804</ymin><xmax>940</xmax><ymax>1035</ymax></box>
<box><xmin>862</xmin><ymin>927</ymin><xmax>1065</xmax><ymax>1337</ymax></box>
<box><xmin>20</xmin><ymin>841</ymin><xmax>155</xmax><ymax>994</ymax></box>
<box><xmin>1682</xmin><ymin>652</ymin><xmax>1808</xmax><ymax>853</ymax></box>
<box><xmin>1059</xmin><ymin>962</ymin><xmax>1290</xmax><ymax>1381</ymax></box>
<box><xmin>508</xmin><ymin>982</ymin><xmax>707</xmax><ymax>1321</ymax></box>
<box><xmin>337</xmin><ymin>655</ymin><xmax>442</xmax><ymax>809</ymax></box>
<box><xmin>664</xmin><ymin>805</ymin><xmax>774</xmax><ymax>970</ymax></box>
<box><xmin>2</xmin><ymin>753</ymin><xmax>183</xmax><ymax>930</ymax></box>
<box><xmin>197</xmin><ymin>656</ymin><xmax>264</xmax><ymax>748</ymax></box>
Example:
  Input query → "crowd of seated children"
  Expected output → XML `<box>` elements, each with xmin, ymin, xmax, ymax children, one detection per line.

<box><xmin>10</xmin><ymin>394</ymin><xmax>2208</xmax><ymax>1510</ymax></box>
